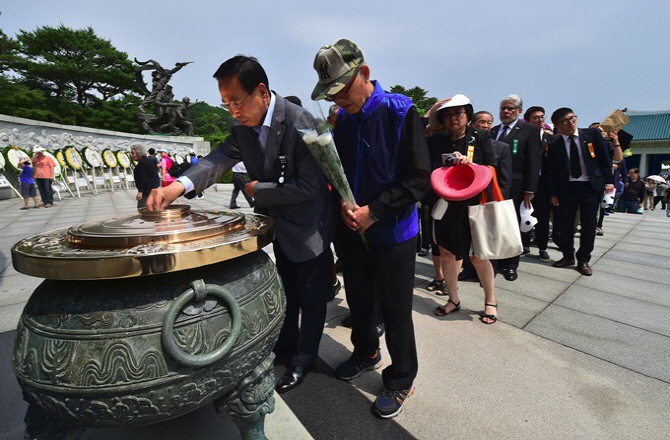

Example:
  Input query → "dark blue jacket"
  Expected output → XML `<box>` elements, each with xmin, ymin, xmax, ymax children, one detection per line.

<box><xmin>334</xmin><ymin>81</ymin><xmax>430</xmax><ymax>245</ymax></box>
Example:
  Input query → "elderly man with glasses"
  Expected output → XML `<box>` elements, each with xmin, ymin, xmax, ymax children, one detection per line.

<box><xmin>147</xmin><ymin>55</ymin><xmax>332</xmax><ymax>394</ymax></box>
<box><xmin>490</xmin><ymin>95</ymin><xmax>542</xmax><ymax>280</ymax></box>
<box><xmin>311</xmin><ymin>38</ymin><xmax>430</xmax><ymax>419</ymax></box>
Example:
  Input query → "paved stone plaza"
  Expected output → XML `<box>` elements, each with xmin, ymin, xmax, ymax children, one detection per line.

<box><xmin>1</xmin><ymin>185</ymin><xmax>669</xmax><ymax>439</ymax></box>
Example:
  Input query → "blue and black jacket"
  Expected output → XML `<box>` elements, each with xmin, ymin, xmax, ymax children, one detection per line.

<box><xmin>334</xmin><ymin>81</ymin><xmax>431</xmax><ymax>245</ymax></box>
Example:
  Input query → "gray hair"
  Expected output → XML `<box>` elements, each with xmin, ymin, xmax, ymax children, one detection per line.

<box><xmin>500</xmin><ymin>94</ymin><xmax>523</xmax><ymax>109</ymax></box>
<box><xmin>473</xmin><ymin>110</ymin><xmax>494</xmax><ymax>121</ymax></box>
<box><xmin>130</xmin><ymin>144</ymin><xmax>148</xmax><ymax>158</ymax></box>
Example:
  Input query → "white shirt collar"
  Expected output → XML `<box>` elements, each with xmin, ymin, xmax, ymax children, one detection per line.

<box><xmin>561</xmin><ymin>129</ymin><xmax>579</xmax><ymax>141</ymax></box>
<box><xmin>259</xmin><ymin>92</ymin><xmax>276</xmax><ymax>131</ymax></box>
<box><xmin>504</xmin><ymin>119</ymin><xmax>519</xmax><ymax>130</ymax></box>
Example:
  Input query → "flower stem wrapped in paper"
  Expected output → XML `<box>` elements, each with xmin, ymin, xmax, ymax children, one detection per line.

<box><xmin>299</xmin><ymin>126</ymin><xmax>369</xmax><ymax>249</ymax></box>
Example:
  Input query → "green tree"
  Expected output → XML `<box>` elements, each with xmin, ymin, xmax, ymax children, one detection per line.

<box><xmin>188</xmin><ymin>102</ymin><xmax>234</xmax><ymax>147</ymax></box>
<box><xmin>14</xmin><ymin>25</ymin><xmax>137</xmax><ymax>108</ymax></box>
<box><xmin>0</xmin><ymin>28</ymin><xmax>20</xmax><ymax>73</ymax></box>
<box><xmin>389</xmin><ymin>85</ymin><xmax>438</xmax><ymax>116</ymax></box>
<box><xmin>82</xmin><ymin>95</ymin><xmax>143</xmax><ymax>133</ymax></box>
<box><xmin>0</xmin><ymin>80</ymin><xmax>76</xmax><ymax>123</ymax></box>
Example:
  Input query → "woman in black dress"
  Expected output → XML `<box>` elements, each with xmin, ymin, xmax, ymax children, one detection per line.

<box><xmin>427</xmin><ymin>95</ymin><xmax>499</xmax><ymax>324</ymax></box>
<box><xmin>130</xmin><ymin>144</ymin><xmax>160</xmax><ymax>209</ymax></box>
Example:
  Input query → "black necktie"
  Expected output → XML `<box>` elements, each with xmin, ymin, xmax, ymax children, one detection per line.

<box><xmin>499</xmin><ymin>125</ymin><xmax>509</xmax><ymax>141</ymax></box>
<box><xmin>570</xmin><ymin>136</ymin><xmax>581</xmax><ymax>178</ymax></box>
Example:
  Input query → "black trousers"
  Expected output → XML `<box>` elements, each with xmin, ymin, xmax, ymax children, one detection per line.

<box><xmin>557</xmin><ymin>182</ymin><xmax>601</xmax><ymax>263</ymax></box>
<box><xmin>533</xmin><ymin>175</ymin><xmax>557</xmax><ymax>251</ymax></box>
<box><xmin>35</xmin><ymin>178</ymin><xmax>53</xmax><ymax>205</ymax></box>
<box><xmin>340</xmin><ymin>233</ymin><xmax>418</xmax><ymax>391</ymax></box>
<box><xmin>274</xmin><ymin>242</ymin><xmax>329</xmax><ymax>368</ymax></box>
<box><xmin>230</xmin><ymin>172</ymin><xmax>254</xmax><ymax>207</ymax></box>
<box><xmin>137</xmin><ymin>187</ymin><xmax>154</xmax><ymax>209</ymax></box>
<box><xmin>497</xmin><ymin>179</ymin><xmax>524</xmax><ymax>270</ymax></box>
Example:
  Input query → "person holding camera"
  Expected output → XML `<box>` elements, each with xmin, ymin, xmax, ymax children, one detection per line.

<box><xmin>427</xmin><ymin>95</ymin><xmax>499</xmax><ymax>324</ymax></box>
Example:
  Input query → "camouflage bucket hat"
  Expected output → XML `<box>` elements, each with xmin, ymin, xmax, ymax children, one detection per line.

<box><xmin>311</xmin><ymin>38</ymin><xmax>364</xmax><ymax>101</ymax></box>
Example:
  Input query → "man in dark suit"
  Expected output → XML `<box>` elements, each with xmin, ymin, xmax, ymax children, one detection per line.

<box><xmin>147</xmin><ymin>55</ymin><xmax>332</xmax><ymax>393</ymax></box>
<box><xmin>523</xmin><ymin>106</ymin><xmax>556</xmax><ymax>262</ymax></box>
<box><xmin>490</xmin><ymin>95</ymin><xmax>542</xmax><ymax>281</ymax></box>
<box><xmin>547</xmin><ymin>108</ymin><xmax>614</xmax><ymax>276</ymax></box>
<box><xmin>471</xmin><ymin>111</ymin><xmax>513</xmax><ymax>199</ymax></box>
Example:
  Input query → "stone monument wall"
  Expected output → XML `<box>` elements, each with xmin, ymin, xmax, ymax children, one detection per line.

<box><xmin>0</xmin><ymin>114</ymin><xmax>210</xmax><ymax>156</ymax></box>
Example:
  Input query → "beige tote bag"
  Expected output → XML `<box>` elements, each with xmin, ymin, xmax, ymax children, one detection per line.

<box><xmin>468</xmin><ymin>166</ymin><xmax>523</xmax><ymax>260</ymax></box>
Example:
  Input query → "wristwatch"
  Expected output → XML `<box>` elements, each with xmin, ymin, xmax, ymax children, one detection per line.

<box><xmin>370</xmin><ymin>211</ymin><xmax>379</xmax><ymax>222</ymax></box>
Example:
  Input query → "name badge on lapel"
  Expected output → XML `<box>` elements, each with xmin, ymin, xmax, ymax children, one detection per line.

<box><xmin>278</xmin><ymin>155</ymin><xmax>287</xmax><ymax>185</ymax></box>
<box><xmin>587</xmin><ymin>142</ymin><xmax>595</xmax><ymax>158</ymax></box>
<box><xmin>467</xmin><ymin>144</ymin><xmax>475</xmax><ymax>161</ymax></box>
<box><xmin>512</xmin><ymin>139</ymin><xmax>519</xmax><ymax>155</ymax></box>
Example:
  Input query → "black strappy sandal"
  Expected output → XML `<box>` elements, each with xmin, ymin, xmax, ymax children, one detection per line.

<box><xmin>480</xmin><ymin>303</ymin><xmax>498</xmax><ymax>325</ymax></box>
<box><xmin>426</xmin><ymin>279</ymin><xmax>444</xmax><ymax>292</ymax></box>
<box><xmin>434</xmin><ymin>299</ymin><xmax>461</xmax><ymax>316</ymax></box>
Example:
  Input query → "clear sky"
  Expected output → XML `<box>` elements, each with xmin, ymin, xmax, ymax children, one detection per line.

<box><xmin>3</xmin><ymin>0</ymin><xmax>669</xmax><ymax>126</ymax></box>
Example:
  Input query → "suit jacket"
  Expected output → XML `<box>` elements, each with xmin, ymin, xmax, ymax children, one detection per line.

<box><xmin>491</xmin><ymin>138</ymin><xmax>512</xmax><ymax>199</ymax></box>
<box><xmin>546</xmin><ymin>128</ymin><xmax>613</xmax><ymax>200</ymax></box>
<box><xmin>536</xmin><ymin>131</ymin><xmax>555</xmax><ymax>194</ymax></box>
<box><xmin>490</xmin><ymin>120</ymin><xmax>542</xmax><ymax>196</ymax></box>
<box><xmin>182</xmin><ymin>94</ymin><xmax>331</xmax><ymax>263</ymax></box>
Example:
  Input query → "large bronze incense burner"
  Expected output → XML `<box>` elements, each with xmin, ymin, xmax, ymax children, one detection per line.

<box><xmin>11</xmin><ymin>206</ymin><xmax>283</xmax><ymax>440</ymax></box>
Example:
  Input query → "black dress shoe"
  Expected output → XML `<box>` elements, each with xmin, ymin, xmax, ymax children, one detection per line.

<box><xmin>503</xmin><ymin>269</ymin><xmax>518</xmax><ymax>281</ymax></box>
<box><xmin>375</xmin><ymin>323</ymin><xmax>385</xmax><ymax>338</ymax></box>
<box><xmin>458</xmin><ymin>270</ymin><xmax>478</xmax><ymax>281</ymax></box>
<box><xmin>576</xmin><ymin>261</ymin><xmax>593</xmax><ymax>276</ymax></box>
<box><xmin>276</xmin><ymin>366</ymin><xmax>308</xmax><ymax>393</ymax></box>
<box><xmin>552</xmin><ymin>257</ymin><xmax>575</xmax><ymax>268</ymax></box>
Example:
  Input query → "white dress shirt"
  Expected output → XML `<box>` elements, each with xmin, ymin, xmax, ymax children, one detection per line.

<box><xmin>562</xmin><ymin>131</ymin><xmax>589</xmax><ymax>182</ymax></box>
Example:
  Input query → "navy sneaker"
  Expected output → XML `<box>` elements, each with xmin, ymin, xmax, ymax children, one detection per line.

<box><xmin>335</xmin><ymin>350</ymin><xmax>382</xmax><ymax>380</ymax></box>
<box><xmin>372</xmin><ymin>384</ymin><xmax>415</xmax><ymax>418</ymax></box>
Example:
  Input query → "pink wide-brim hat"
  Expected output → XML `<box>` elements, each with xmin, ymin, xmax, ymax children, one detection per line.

<box><xmin>431</xmin><ymin>164</ymin><xmax>493</xmax><ymax>201</ymax></box>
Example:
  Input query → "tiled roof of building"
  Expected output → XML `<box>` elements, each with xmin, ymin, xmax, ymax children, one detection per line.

<box><xmin>623</xmin><ymin>111</ymin><xmax>670</xmax><ymax>141</ymax></box>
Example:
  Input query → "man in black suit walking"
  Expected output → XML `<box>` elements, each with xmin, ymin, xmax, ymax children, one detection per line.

<box><xmin>490</xmin><ymin>95</ymin><xmax>542</xmax><ymax>281</ymax></box>
<box><xmin>547</xmin><ymin>108</ymin><xmax>614</xmax><ymax>276</ymax></box>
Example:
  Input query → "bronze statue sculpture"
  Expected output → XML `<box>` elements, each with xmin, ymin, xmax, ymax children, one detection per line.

<box><xmin>133</xmin><ymin>59</ymin><xmax>197</xmax><ymax>136</ymax></box>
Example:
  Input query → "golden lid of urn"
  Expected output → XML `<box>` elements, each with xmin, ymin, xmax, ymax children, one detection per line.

<box><xmin>11</xmin><ymin>205</ymin><xmax>274</xmax><ymax>280</ymax></box>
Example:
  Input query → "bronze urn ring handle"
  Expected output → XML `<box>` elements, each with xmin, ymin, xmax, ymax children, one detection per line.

<box><xmin>162</xmin><ymin>279</ymin><xmax>242</xmax><ymax>367</ymax></box>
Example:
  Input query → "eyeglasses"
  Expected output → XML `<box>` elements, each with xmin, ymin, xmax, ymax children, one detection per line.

<box><xmin>442</xmin><ymin>110</ymin><xmax>466</xmax><ymax>119</ymax></box>
<box><xmin>559</xmin><ymin>115</ymin><xmax>578</xmax><ymax>125</ymax></box>
<box><xmin>220</xmin><ymin>89</ymin><xmax>254</xmax><ymax>112</ymax></box>
<box><xmin>530</xmin><ymin>115</ymin><xmax>546</xmax><ymax>121</ymax></box>
<box><xmin>325</xmin><ymin>68</ymin><xmax>360</xmax><ymax>102</ymax></box>
<box><xmin>500</xmin><ymin>106</ymin><xmax>518</xmax><ymax>111</ymax></box>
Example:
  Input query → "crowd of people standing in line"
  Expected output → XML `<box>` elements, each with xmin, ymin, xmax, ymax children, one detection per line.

<box><xmin>138</xmin><ymin>37</ymin><xmax>665</xmax><ymax>420</ymax></box>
